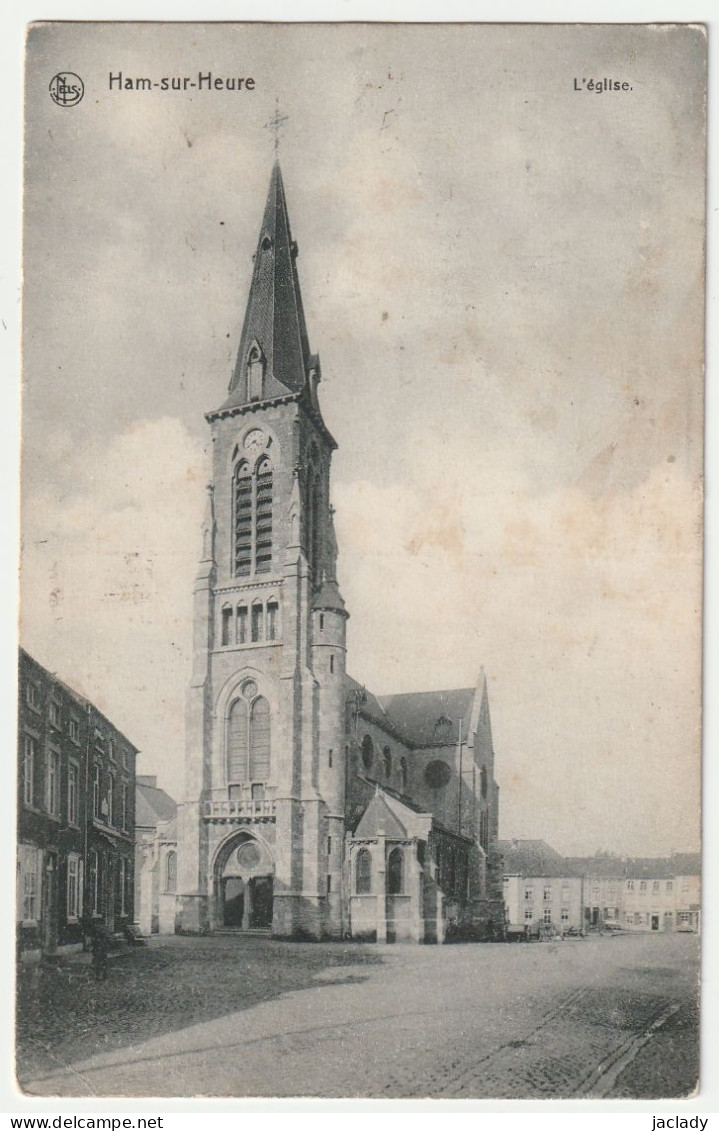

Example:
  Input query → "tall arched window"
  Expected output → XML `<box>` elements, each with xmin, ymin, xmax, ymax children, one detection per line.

<box><xmin>234</xmin><ymin>462</ymin><xmax>252</xmax><ymax>577</ymax></box>
<box><xmin>227</xmin><ymin>698</ymin><xmax>249</xmax><ymax>783</ymax></box>
<box><xmin>356</xmin><ymin>848</ymin><xmax>371</xmax><ymax>894</ymax></box>
<box><xmin>387</xmin><ymin>848</ymin><xmax>403</xmax><ymax>895</ymax></box>
<box><xmin>361</xmin><ymin>735</ymin><xmax>374</xmax><ymax>771</ymax></box>
<box><xmin>383</xmin><ymin>747</ymin><xmax>392</xmax><ymax>778</ymax></box>
<box><xmin>165</xmin><ymin>851</ymin><xmax>177</xmax><ymax>895</ymax></box>
<box><xmin>400</xmin><ymin>756</ymin><xmax>408</xmax><ymax>791</ymax></box>
<box><xmin>255</xmin><ymin>457</ymin><xmax>273</xmax><ymax>573</ymax></box>
<box><xmin>249</xmin><ymin>696</ymin><xmax>271</xmax><ymax>781</ymax></box>
<box><xmin>234</xmin><ymin>457</ymin><xmax>274</xmax><ymax>578</ymax></box>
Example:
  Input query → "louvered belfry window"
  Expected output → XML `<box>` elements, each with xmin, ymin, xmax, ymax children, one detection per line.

<box><xmin>234</xmin><ymin>457</ymin><xmax>273</xmax><ymax>577</ymax></box>
<box><xmin>255</xmin><ymin>458</ymin><xmax>273</xmax><ymax>573</ymax></box>
<box><xmin>234</xmin><ymin>462</ymin><xmax>253</xmax><ymax>576</ymax></box>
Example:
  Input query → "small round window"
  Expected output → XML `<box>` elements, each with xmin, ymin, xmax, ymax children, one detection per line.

<box><xmin>424</xmin><ymin>760</ymin><xmax>451</xmax><ymax>789</ymax></box>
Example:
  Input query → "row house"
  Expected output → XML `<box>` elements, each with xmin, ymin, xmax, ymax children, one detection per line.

<box><xmin>500</xmin><ymin>839</ymin><xmax>585</xmax><ymax>935</ymax></box>
<box><xmin>566</xmin><ymin>853</ymin><xmax>702</xmax><ymax>932</ymax></box>
<box><xmin>17</xmin><ymin>648</ymin><xmax>138</xmax><ymax>960</ymax></box>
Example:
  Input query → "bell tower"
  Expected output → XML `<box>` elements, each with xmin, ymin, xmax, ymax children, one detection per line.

<box><xmin>177</xmin><ymin>161</ymin><xmax>348</xmax><ymax>938</ymax></box>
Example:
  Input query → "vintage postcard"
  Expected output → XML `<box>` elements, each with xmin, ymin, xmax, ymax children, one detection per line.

<box><xmin>16</xmin><ymin>22</ymin><xmax>705</xmax><ymax>1099</ymax></box>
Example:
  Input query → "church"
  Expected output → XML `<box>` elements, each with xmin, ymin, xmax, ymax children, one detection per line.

<box><xmin>176</xmin><ymin>161</ymin><xmax>503</xmax><ymax>942</ymax></box>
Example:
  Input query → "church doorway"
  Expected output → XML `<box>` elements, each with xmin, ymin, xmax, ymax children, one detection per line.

<box><xmin>215</xmin><ymin>832</ymin><xmax>274</xmax><ymax>932</ymax></box>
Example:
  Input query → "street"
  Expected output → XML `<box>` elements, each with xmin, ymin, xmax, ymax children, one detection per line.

<box><xmin>17</xmin><ymin>931</ymin><xmax>699</xmax><ymax>1099</ymax></box>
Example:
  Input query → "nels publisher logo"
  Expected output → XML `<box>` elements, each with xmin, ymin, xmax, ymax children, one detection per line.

<box><xmin>49</xmin><ymin>72</ymin><xmax>84</xmax><ymax>107</ymax></box>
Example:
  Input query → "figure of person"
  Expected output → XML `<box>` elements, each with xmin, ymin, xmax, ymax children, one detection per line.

<box><xmin>91</xmin><ymin>926</ymin><xmax>109</xmax><ymax>981</ymax></box>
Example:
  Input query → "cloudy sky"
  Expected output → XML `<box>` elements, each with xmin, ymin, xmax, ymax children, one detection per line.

<box><xmin>21</xmin><ymin>22</ymin><xmax>704</xmax><ymax>855</ymax></box>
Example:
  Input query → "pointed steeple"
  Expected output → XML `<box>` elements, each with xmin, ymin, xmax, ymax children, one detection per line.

<box><xmin>221</xmin><ymin>162</ymin><xmax>312</xmax><ymax>411</ymax></box>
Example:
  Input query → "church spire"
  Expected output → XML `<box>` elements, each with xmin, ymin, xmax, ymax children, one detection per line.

<box><xmin>221</xmin><ymin>161</ymin><xmax>312</xmax><ymax>412</ymax></box>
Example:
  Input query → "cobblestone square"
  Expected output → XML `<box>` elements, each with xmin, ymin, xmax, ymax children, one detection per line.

<box><xmin>17</xmin><ymin>930</ymin><xmax>699</xmax><ymax>1098</ymax></box>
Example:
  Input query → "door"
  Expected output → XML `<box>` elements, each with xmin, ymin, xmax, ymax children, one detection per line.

<box><xmin>42</xmin><ymin>853</ymin><xmax>58</xmax><ymax>953</ymax></box>
<box><xmin>222</xmin><ymin>878</ymin><xmax>245</xmax><ymax>927</ymax></box>
<box><xmin>651</xmin><ymin>915</ymin><xmax>659</xmax><ymax>931</ymax></box>
<box><xmin>251</xmin><ymin>876</ymin><xmax>273</xmax><ymax>928</ymax></box>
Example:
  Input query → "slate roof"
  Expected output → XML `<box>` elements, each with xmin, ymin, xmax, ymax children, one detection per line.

<box><xmin>378</xmin><ymin>688</ymin><xmax>475</xmax><ymax>747</ymax></box>
<box><xmin>671</xmin><ymin>853</ymin><xmax>701</xmax><ymax>876</ymax></box>
<box><xmin>499</xmin><ymin>839</ymin><xmax>581</xmax><ymax>878</ymax></box>
<box><xmin>136</xmin><ymin>780</ymin><xmax>177</xmax><ymax>830</ymax></box>
<box><xmin>219</xmin><ymin>161</ymin><xmax>311</xmax><ymax>413</ymax></box>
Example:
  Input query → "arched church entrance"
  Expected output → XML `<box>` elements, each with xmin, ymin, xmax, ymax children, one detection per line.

<box><xmin>215</xmin><ymin>831</ymin><xmax>274</xmax><ymax>931</ymax></box>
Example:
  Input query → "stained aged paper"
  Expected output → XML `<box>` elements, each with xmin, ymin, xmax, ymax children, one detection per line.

<box><xmin>17</xmin><ymin>22</ymin><xmax>704</xmax><ymax>1100</ymax></box>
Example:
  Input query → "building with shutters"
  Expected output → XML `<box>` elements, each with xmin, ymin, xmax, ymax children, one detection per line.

<box><xmin>176</xmin><ymin>162</ymin><xmax>503</xmax><ymax>942</ymax></box>
<box><xmin>17</xmin><ymin>648</ymin><xmax>137</xmax><ymax>959</ymax></box>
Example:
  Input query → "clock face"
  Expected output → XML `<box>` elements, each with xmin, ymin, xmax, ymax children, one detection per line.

<box><xmin>243</xmin><ymin>429</ymin><xmax>265</xmax><ymax>454</ymax></box>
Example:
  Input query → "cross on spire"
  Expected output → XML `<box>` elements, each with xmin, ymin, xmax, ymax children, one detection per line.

<box><xmin>265</xmin><ymin>99</ymin><xmax>289</xmax><ymax>156</ymax></box>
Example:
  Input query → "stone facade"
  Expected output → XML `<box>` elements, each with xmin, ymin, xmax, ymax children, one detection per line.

<box><xmin>176</xmin><ymin>162</ymin><xmax>503</xmax><ymax>942</ymax></box>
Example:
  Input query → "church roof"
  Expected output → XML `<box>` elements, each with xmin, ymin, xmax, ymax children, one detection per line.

<box><xmin>378</xmin><ymin>687</ymin><xmax>475</xmax><ymax>747</ymax></box>
<box><xmin>219</xmin><ymin>161</ymin><xmax>312</xmax><ymax>412</ymax></box>
<box><xmin>499</xmin><ymin>839</ymin><xmax>580</xmax><ymax>878</ymax></box>
<box><xmin>136</xmin><ymin>779</ymin><xmax>177</xmax><ymax>830</ymax></box>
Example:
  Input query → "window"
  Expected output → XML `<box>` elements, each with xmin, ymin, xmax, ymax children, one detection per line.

<box><xmin>543</xmin><ymin>909</ymin><xmax>552</xmax><ymax>924</ymax></box>
<box><xmin>400</xmin><ymin>757</ymin><xmax>408</xmax><ymax>791</ymax></box>
<box><xmin>165</xmin><ymin>851</ymin><xmax>177</xmax><ymax>894</ymax></box>
<box><xmin>94</xmin><ymin>730</ymin><xmax>104</xmax><ymax>758</ymax></box>
<box><xmin>67</xmin><ymin>762</ymin><xmax>79</xmax><ymax>826</ymax></box>
<box><xmin>361</xmin><ymin>735</ymin><xmax>374</xmax><ymax>771</ymax></box>
<box><xmin>67</xmin><ymin>853</ymin><xmax>82</xmax><ymax>920</ymax></box>
<box><xmin>22</xmin><ymin>735</ymin><xmax>35</xmax><ymax>807</ymax></box>
<box><xmin>251</xmin><ymin>603</ymin><xmax>263</xmax><ymax>643</ymax></box>
<box><xmin>237</xmin><ymin>605</ymin><xmax>248</xmax><ymax>644</ymax></box>
<box><xmin>49</xmin><ymin>700</ymin><xmax>61</xmax><ymax>727</ymax></box>
<box><xmin>222</xmin><ymin>606</ymin><xmax>233</xmax><ymax>646</ymax></box>
<box><xmin>327</xmin><ymin>874</ymin><xmax>332</xmax><ymax>894</ymax></box>
<box><xmin>543</xmin><ymin>886</ymin><xmax>552</xmax><ymax>901</ymax></box>
<box><xmin>249</xmin><ymin>697</ymin><xmax>271</xmax><ymax>781</ymax></box>
<box><xmin>327</xmin><ymin>837</ymin><xmax>332</xmax><ymax>856</ymax></box>
<box><xmin>18</xmin><ymin>845</ymin><xmax>41</xmax><ymax>922</ymax></box>
<box><xmin>107</xmin><ymin>776</ymin><xmax>114</xmax><ymax>824</ymax></box>
<box><xmin>479</xmin><ymin>809</ymin><xmax>489</xmax><ymax>851</ymax></box>
<box><xmin>627</xmin><ymin>880</ymin><xmax>634</xmax><ymax>891</ymax></box>
<box><xmin>329</xmin><ymin>655</ymin><xmax>335</xmax><ymax>674</ymax></box>
<box><xmin>328</xmin><ymin>748</ymin><xmax>333</xmax><ymax>768</ymax></box>
<box><xmin>108</xmin><ymin>737</ymin><xmax>116</xmax><ymax>762</ymax></box>
<box><xmin>93</xmin><ymin>764</ymin><xmax>101</xmax><ymax>819</ymax></box>
<box><xmin>227</xmin><ymin>686</ymin><xmax>271</xmax><ymax>785</ymax></box>
<box><xmin>319</xmin><ymin>614</ymin><xmax>324</xmax><ymax>632</ymax></box>
<box><xmin>424</xmin><ymin>760</ymin><xmax>451</xmax><ymax>788</ymax></box>
<box><xmin>524</xmin><ymin>887</ymin><xmax>534</xmax><ymax>901</ymax></box>
<box><xmin>388</xmin><ymin>848</ymin><xmax>404</xmax><ymax>895</ymax></box>
<box><xmin>122</xmin><ymin>746</ymin><xmax>130</xmax><ymax>770</ymax></box>
<box><xmin>653</xmin><ymin>880</ymin><xmax>660</xmax><ymax>892</ymax></box>
<box><xmin>267</xmin><ymin>601</ymin><xmax>278</xmax><ymax>641</ymax></box>
<box><xmin>561</xmin><ymin>907</ymin><xmax>570</xmax><ymax>922</ymax></box>
<box><xmin>25</xmin><ymin>683</ymin><xmax>39</xmax><ymax>710</ymax></box>
<box><xmin>247</xmin><ymin>345</ymin><xmax>264</xmax><ymax>400</ymax></box>
<box><xmin>524</xmin><ymin>907</ymin><xmax>534</xmax><ymax>922</ymax></box>
<box><xmin>121</xmin><ymin>783</ymin><xmax>128</xmax><ymax>831</ymax></box>
<box><xmin>480</xmin><ymin>765</ymin><xmax>488</xmax><ymax>799</ymax></box>
<box><xmin>639</xmin><ymin>880</ymin><xmax>647</xmax><ymax>893</ymax></box>
<box><xmin>46</xmin><ymin>749</ymin><xmax>60</xmax><ymax>817</ymax></box>
<box><xmin>234</xmin><ymin>462</ymin><xmax>252</xmax><ymax>576</ymax></box>
<box><xmin>666</xmin><ymin>880</ymin><xmax>674</xmax><ymax>892</ymax></box>
<box><xmin>255</xmin><ymin>458</ymin><xmax>273</xmax><ymax>573</ymax></box>
<box><xmin>228</xmin><ymin>698</ymin><xmax>249</xmax><ymax>784</ymax></box>
<box><xmin>356</xmin><ymin>848</ymin><xmax>371</xmax><ymax>894</ymax></box>
<box><xmin>383</xmin><ymin>747</ymin><xmax>392</xmax><ymax>778</ymax></box>
<box><xmin>69</xmin><ymin>716</ymin><xmax>80</xmax><ymax>742</ymax></box>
